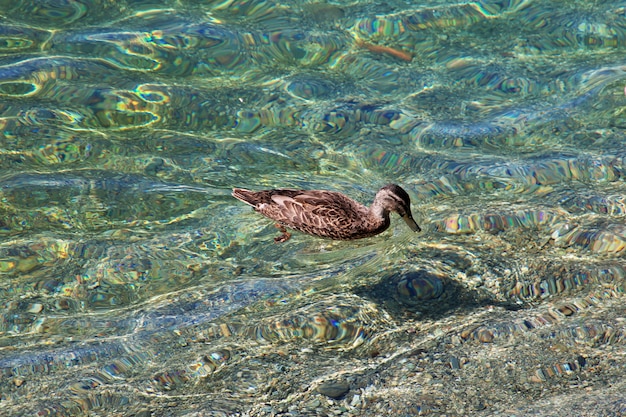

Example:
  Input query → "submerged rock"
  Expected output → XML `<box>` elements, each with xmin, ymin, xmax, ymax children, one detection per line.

<box><xmin>395</xmin><ymin>270</ymin><xmax>445</xmax><ymax>305</ymax></box>
<box><xmin>316</xmin><ymin>381</ymin><xmax>350</xmax><ymax>399</ymax></box>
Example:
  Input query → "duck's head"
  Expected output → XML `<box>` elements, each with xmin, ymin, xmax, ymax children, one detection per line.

<box><xmin>374</xmin><ymin>184</ymin><xmax>421</xmax><ymax>232</ymax></box>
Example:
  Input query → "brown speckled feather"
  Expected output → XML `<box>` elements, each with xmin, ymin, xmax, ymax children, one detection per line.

<box><xmin>232</xmin><ymin>188</ymin><xmax>387</xmax><ymax>240</ymax></box>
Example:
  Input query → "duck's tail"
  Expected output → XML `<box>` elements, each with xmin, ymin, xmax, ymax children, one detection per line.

<box><xmin>232</xmin><ymin>188</ymin><xmax>259</xmax><ymax>207</ymax></box>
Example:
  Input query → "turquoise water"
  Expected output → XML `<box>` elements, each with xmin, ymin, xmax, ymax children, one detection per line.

<box><xmin>1</xmin><ymin>0</ymin><xmax>626</xmax><ymax>415</ymax></box>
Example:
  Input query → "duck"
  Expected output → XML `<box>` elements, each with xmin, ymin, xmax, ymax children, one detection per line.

<box><xmin>232</xmin><ymin>184</ymin><xmax>420</xmax><ymax>242</ymax></box>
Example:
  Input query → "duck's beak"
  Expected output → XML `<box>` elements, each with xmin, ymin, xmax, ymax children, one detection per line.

<box><xmin>402</xmin><ymin>214</ymin><xmax>421</xmax><ymax>232</ymax></box>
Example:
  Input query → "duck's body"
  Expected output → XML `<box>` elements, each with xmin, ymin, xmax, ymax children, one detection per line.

<box><xmin>232</xmin><ymin>184</ymin><xmax>420</xmax><ymax>242</ymax></box>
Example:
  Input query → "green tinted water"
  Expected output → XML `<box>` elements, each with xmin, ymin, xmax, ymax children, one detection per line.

<box><xmin>1</xmin><ymin>1</ymin><xmax>626</xmax><ymax>416</ymax></box>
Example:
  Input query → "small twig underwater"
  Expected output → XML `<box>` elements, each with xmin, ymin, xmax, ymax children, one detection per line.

<box><xmin>355</xmin><ymin>38</ymin><xmax>413</xmax><ymax>62</ymax></box>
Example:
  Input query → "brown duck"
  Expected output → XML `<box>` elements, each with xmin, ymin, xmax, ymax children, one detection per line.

<box><xmin>232</xmin><ymin>184</ymin><xmax>420</xmax><ymax>242</ymax></box>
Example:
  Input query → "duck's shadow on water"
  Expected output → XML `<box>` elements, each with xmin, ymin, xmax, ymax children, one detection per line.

<box><xmin>351</xmin><ymin>259</ymin><xmax>524</xmax><ymax>322</ymax></box>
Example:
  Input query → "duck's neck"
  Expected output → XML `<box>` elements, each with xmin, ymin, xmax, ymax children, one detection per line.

<box><xmin>369</xmin><ymin>198</ymin><xmax>384</xmax><ymax>216</ymax></box>
<box><xmin>369</xmin><ymin>199</ymin><xmax>391</xmax><ymax>225</ymax></box>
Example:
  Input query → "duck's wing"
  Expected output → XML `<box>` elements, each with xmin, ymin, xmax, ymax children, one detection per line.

<box><xmin>262</xmin><ymin>190</ymin><xmax>365</xmax><ymax>230</ymax></box>
<box><xmin>233</xmin><ymin>188</ymin><xmax>311</xmax><ymax>208</ymax></box>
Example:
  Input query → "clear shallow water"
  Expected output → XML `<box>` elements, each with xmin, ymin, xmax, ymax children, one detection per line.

<box><xmin>1</xmin><ymin>0</ymin><xmax>626</xmax><ymax>415</ymax></box>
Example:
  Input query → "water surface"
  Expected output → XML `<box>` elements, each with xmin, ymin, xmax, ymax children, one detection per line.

<box><xmin>1</xmin><ymin>1</ymin><xmax>626</xmax><ymax>416</ymax></box>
